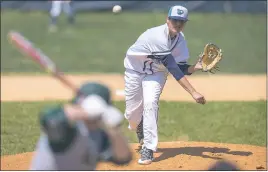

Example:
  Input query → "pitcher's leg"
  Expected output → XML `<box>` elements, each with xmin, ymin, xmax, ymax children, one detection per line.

<box><xmin>138</xmin><ymin>71</ymin><xmax>167</xmax><ymax>165</ymax></box>
<box><xmin>124</xmin><ymin>69</ymin><xmax>144</xmax><ymax>131</ymax></box>
<box><xmin>142</xmin><ymin>72</ymin><xmax>167</xmax><ymax>151</ymax></box>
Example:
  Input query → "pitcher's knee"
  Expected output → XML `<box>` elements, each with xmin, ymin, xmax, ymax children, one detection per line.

<box><xmin>124</xmin><ymin>106</ymin><xmax>143</xmax><ymax>121</ymax></box>
<box><xmin>144</xmin><ymin>101</ymin><xmax>159</xmax><ymax>111</ymax></box>
<box><xmin>128</xmin><ymin>121</ymin><xmax>138</xmax><ymax>131</ymax></box>
<box><xmin>124</xmin><ymin>112</ymin><xmax>141</xmax><ymax>130</ymax></box>
<box><xmin>124</xmin><ymin>111</ymin><xmax>139</xmax><ymax>121</ymax></box>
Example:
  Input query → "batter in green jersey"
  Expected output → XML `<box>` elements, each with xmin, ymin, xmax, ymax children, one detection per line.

<box><xmin>30</xmin><ymin>82</ymin><xmax>132</xmax><ymax>170</ymax></box>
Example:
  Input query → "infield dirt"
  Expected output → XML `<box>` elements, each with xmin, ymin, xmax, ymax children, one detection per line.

<box><xmin>1</xmin><ymin>74</ymin><xmax>267</xmax><ymax>170</ymax></box>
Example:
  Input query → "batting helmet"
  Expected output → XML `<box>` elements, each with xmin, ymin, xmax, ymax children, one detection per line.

<box><xmin>72</xmin><ymin>82</ymin><xmax>111</xmax><ymax>105</ymax></box>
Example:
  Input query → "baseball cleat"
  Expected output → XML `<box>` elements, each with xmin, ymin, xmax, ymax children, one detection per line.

<box><xmin>138</xmin><ymin>147</ymin><xmax>154</xmax><ymax>165</ymax></box>
<box><xmin>136</xmin><ymin>117</ymin><xmax>144</xmax><ymax>145</ymax></box>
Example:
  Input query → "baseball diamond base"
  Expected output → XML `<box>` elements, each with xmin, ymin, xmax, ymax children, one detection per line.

<box><xmin>1</xmin><ymin>74</ymin><xmax>267</xmax><ymax>170</ymax></box>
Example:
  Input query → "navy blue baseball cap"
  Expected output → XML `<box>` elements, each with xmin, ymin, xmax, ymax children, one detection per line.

<box><xmin>168</xmin><ymin>5</ymin><xmax>189</xmax><ymax>21</ymax></box>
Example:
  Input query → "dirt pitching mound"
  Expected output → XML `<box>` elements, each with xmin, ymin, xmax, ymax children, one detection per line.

<box><xmin>1</xmin><ymin>142</ymin><xmax>266</xmax><ymax>170</ymax></box>
<box><xmin>1</xmin><ymin>74</ymin><xmax>267</xmax><ymax>170</ymax></box>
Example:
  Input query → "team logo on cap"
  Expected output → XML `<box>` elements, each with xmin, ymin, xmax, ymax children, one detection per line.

<box><xmin>177</xmin><ymin>9</ymin><xmax>184</xmax><ymax>15</ymax></box>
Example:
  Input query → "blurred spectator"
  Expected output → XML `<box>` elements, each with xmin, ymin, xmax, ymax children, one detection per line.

<box><xmin>49</xmin><ymin>0</ymin><xmax>75</xmax><ymax>32</ymax></box>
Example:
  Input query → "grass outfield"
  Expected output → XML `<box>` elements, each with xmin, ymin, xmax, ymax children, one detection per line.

<box><xmin>1</xmin><ymin>101</ymin><xmax>266</xmax><ymax>156</ymax></box>
<box><xmin>1</xmin><ymin>11</ymin><xmax>266</xmax><ymax>74</ymax></box>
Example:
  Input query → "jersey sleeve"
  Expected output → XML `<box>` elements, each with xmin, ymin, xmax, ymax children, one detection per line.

<box><xmin>90</xmin><ymin>127</ymin><xmax>130</xmax><ymax>165</ymax></box>
<box><xmin>160</xmin><ymin>54</ymin><xmax>185</xmax><ymax>80</ymax></box>
<box><xmin>97</xmin><ymin>132</ymin><xmax>130</xmax><ymax>165</ymax></box>
<box><xmin>88</xmin><ymin>129</ymin><xmax>113</xmax><ymax>162</ymax></box>
<box><xmin>177</xmin><ymin>63</ymin><xmax>192</xmax><ymax>75</ymax></box>
<box><xmin>98</xmin><ymin>131</ymin><xmax>114</xmax><ymax>162</ymax></box>
<box><xmin>39</xmin><ymin>105</ymin><xmax>78</xmax><ymax>153</ymax></box>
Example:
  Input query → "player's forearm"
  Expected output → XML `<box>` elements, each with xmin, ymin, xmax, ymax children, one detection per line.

<box><xmin>105</xmin><ymin>127</ymin><xmax>132</xmax><ymax>164</ymax></box>
<box><xmin>187</xmin><ymin>65</ymin><xmax>200</xmax><ymax>74</ymax></box>
<box><xmin>160</xmin><ymin>54</ymin><xmax>197</xmax><ymax>95</ymax></box>
<box><xmin>177</xmin><ymin>76</ymin><xmax>197</xmax><ymax>94</ymax></box>
<box><xmin>64</xmin><ymin>104</ymin><xmax>90</xmax><ymax>122</ymax></box>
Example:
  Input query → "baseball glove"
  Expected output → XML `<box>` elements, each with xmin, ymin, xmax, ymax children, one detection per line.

<box><xmin>199</xmin><ymin>43</ymin><xmax>223</xmax><ymax>74</ymax></box>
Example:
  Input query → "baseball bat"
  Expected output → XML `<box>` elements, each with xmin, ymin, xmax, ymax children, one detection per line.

<box><xmin>7</xmin><ymin>31</ymin><xmax>81</xmax><ymax>95</ymax></box>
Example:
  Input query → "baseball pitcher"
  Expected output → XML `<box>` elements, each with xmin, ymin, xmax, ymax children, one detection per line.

<box><xmin>123</xmin><ymin>5</ymin><xmax>207</xmax><ymax>165</ymax></box>
<box><xmin>30</xmin><ymin>82</ymin><xmax>132</xmax><ymax>170</ymax></box>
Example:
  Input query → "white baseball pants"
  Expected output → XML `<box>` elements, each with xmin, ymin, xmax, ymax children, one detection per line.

<box><xmin>50</xmin><ymin>1</ymin><xmax>72</xmax><ymax>17</ymax></box>
<box><xmin>124</xmin><ymin>68</ymin><xmax>168</xmax><ymax>152</ymax></box>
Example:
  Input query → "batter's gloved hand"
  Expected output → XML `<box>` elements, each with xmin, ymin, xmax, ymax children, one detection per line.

<box><xmin>80</xmin><ymin>95</ymin><xmax>107</xmax><ymax>120</ymax></box>
<box><xmin>80</xmin><ymin>95</ymin><xmax>123</xmax><ymax>128</ymax></box>
<box><xmin>102</xmin><ymin>106</ymin><xmax>123</xmax><ymax>128</ymax></box>
<box><xmin>199</xmin><ymin>43</ymin><xmax>223</xmax><ymax>74</ymax></box>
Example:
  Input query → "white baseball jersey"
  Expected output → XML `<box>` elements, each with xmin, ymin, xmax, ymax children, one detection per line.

<box><xmin>124</xmin><ymin>24</ymin><xmax>190</xmax><ymax>74</ymax></box>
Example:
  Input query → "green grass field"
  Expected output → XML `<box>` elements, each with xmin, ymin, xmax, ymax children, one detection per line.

<box><xmin>1</xmin><ymin>100</ymin><xmax>266</xmax><ymax>156</ymax></box>
<box><xmin>1</xmin><ymin>11</ymin><xmax>266</xmax><ymax>74</ymax></box>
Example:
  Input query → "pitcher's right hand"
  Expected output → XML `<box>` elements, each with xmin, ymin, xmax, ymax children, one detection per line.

<box><xmin>191</xmin><ymin>91</ymin><xmax>206</xmax><ymax>104</ymax></box>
